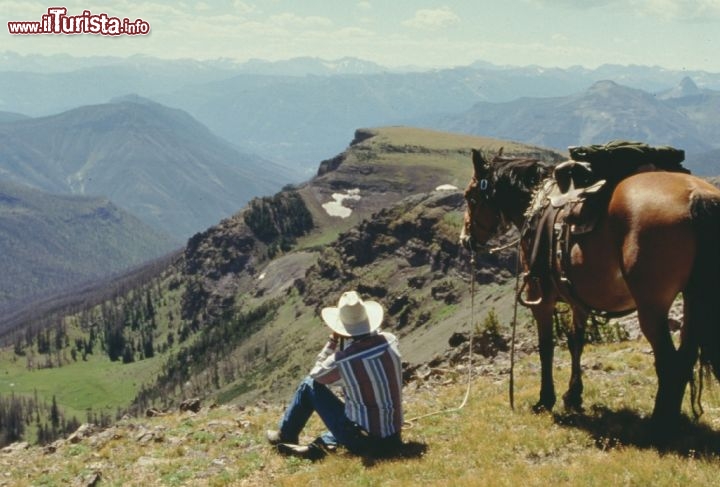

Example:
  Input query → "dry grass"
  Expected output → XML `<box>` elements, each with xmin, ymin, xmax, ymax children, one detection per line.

<box><xmin>3</xmin><ymin>339</ymin><xmax>720</xmax><ymax>486</ymax></box>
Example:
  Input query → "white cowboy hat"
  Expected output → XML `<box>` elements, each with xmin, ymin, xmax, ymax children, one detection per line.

<box><xmin>321</xmin><ymin>291</ymin><xmax>384</xmax><ymax>337</ymax></box>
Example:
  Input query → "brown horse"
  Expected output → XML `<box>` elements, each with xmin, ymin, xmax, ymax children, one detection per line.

<box><xmin>460</xmin><ymin>148</ymin><xmax>720</xmax><ymax>426</ymax></box>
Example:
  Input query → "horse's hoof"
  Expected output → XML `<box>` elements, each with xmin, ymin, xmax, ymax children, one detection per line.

<box><xmin>646</xmin><ymin>409</ymin><xmax>683</xmax><ymax>448</ymax></box>
<box><xmin>562</xmin><ymin>396</ymin><xmax>584</xmax><ymax>413</ymax></box>
<box><xmin>532</xmin><ymin>402</ymin><xmax>553</xmax><ymax>414</ymax></box>
<box><xmin>564</xmin><ymin>403</ymin><xmax>585</xmax><ymax>414</ymax></box>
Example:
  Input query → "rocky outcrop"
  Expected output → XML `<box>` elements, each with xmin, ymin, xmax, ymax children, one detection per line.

<box><xmin>243</xmin><ymin>191</ymin><xmax>314</xmax><ymax>248</ymax></box>
<box><xmin>350</xmin><ymin>128</ymin><xmax>377</xmax><ymax>146</ymax></box>
<box><xmin>317</xmin><ymin>153</ymin><xmax>346</xmax><ymax>176</ymax></box>
<box><xmin>181</xmin><ymin>190</ymin><xmax>314</xmax><ymax>326</ymax></box>
<box><xmin>182</xmin><ymin>213</ymin><xmax>257</xmax><ymax>324</ymax></box>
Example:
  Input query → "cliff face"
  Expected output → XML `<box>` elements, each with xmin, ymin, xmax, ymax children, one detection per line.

<box><xmin>182</xmin><ymin>190</ymin><xmax>314</xmax><ymax>325</ymax></box>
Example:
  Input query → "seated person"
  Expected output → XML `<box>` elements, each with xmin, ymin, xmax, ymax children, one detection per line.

<box><xmin>266</xmin><ymin>290</ymin><xmax>403</xmax><ymax>459</ymax></box>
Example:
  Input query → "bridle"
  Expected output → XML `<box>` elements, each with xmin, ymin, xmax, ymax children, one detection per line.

<box><xmin>463</xmin><ymin>175</ymin><xmax>512</xmax><ymax>253</ymax></box>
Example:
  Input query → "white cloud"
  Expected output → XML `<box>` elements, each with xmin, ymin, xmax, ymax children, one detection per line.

<box><xmin>269</xmin><ymin>12</ymin><xmax>333</xmax><ymax>29</ymax></box>
<box><xmin>3</xmin><ymin>0</ymin><xmax>717</xmax><ymax>71</ymax></box>
<box><xmin>523</xmin><ymin>0</ymin><xmax>623</xmax><ymax>8</ymax></box>
<box><xmin>638</xmin><ymin>0</ymin><xmax>720</xmax><ymax>21</ymax></box>
<box><xmin>527</xmin><ymin>0</ymin><xmax>720</xmax><ymax>21</ymax></box>
<box><xmin>3</xmin><ymin>1</ymin><xmax>48</xmax><ymax>17</ymax></box>
<box><xmin>402</xmin><ymin>7</ymin><xmax>460</xmax><ymax>30</ymax></box>
<box><xmin>232</xmin><ymin>1</ymin><xmax>257</xmax><ymax>15</ymax></box>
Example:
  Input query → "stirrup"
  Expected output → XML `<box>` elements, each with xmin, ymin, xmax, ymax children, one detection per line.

<box><xmin>517</xmin><ymin>274</ymin><xmax>542</xmax><ymax>306</ymax></box>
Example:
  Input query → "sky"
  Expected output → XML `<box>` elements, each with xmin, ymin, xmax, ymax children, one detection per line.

<box><xmin>2</xmin><ymin>0</ymin><xmax>719</xmax><ymax>71</ymax></box>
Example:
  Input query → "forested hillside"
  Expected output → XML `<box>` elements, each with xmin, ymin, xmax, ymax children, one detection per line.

<box><xmin>0</xmin><ymin>180</ymin><xmax>174</xmax><ymax>311</ymax></box>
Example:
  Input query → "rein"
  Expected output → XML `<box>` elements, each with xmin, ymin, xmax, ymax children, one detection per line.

<box><xmin>508</xmin><ymin>237</ymin><xmax>523</xmax><ymax>410</ymax></box>
<box><xmin>405</xmin><ymin>219</ymin><xmax>525</xmax><ymax>425</ymax></box>
<box><xmin>403</xmin><ymin>249</ymin><xmax>477</xmax><ymax>427</ymax></box>
<box><xmin>487</xmin><ymin>213</ymin><xmax>528</xmax><ymax>410</ymax></box>
<box><xmin>488</xmin><ymin>238</ymin><xmax>520</xmax><ymax>254</ymax></box>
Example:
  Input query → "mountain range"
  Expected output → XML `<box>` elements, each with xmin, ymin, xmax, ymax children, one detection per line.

<box><xmin>430</xmin><ymin>79</ymin><xmax>720</xmax><ymax>174</ymax></box>
<box><xmin>0</xmin><ymin>97</ymin><xmax>296</xmax><ymax>240</ymax></box>
<box><xmin>2</xmin><ymin>53</ymin><xmax>720</xmax><ymax>477</ymax></box>
<box><xmin>154</xmin><ymin>69</ymin><xmax>720</xmax><ymax>174</ymax></box>
<box><xmin>3</xmin><ymin>53</ymin><xmax>720</xmax><ymax>174</ymax></box>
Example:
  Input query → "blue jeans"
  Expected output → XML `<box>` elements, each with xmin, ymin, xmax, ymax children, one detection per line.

<box><xmin>278</xmin><ymin>376</ymin><xmax>368</xmax><ymax>453</ymax></box>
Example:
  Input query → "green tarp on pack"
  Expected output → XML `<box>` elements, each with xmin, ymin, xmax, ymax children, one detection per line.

<box><xmin>569</xmin><ymin>140</ymin><xmax>688</xmax><ymax>180</ymax></box>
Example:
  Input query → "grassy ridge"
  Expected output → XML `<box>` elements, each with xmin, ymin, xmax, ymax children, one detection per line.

<box><xmin>2</xmin><ymin>342</ymin><xmax>720</xmax><ymax>485</ymax></box>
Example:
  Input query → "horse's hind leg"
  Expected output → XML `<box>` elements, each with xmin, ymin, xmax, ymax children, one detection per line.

<box><xmin>563</xmin><ymin>305</ymin><xmax>588</xmax><ymax>412</ymax></box>
<box><xmin>637</xmin><ymin>306</ymin><xmax>685</xmax><ymax>424</ymax></box>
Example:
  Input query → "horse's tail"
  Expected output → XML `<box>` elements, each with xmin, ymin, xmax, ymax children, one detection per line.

<box><xmin>688</xmin><ymin>192</ymin><xmax>720</xmax><ymax>380</ymax></box>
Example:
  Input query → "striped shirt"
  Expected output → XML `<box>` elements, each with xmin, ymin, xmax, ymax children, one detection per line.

<box><xmin>310</xmin><ymin>332</ymin><xmax>403</xmax><ymax>439</ymax></box>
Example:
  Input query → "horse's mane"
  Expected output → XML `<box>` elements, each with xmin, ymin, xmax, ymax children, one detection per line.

<box><xmin>491</xmin><ymin>155</ymin><xmax>555</xmax><ymax>196</ymax></box>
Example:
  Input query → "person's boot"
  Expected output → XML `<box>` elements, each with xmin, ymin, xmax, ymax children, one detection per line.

<box><xmin>276</xmin><ymin>442</ymin><xmax>327</xmax><ymax>461</ymax></box>
<box><xmin>265</xmin><ymin>430</ymin><xmax>298</xmax><ymax>445</ymax></box>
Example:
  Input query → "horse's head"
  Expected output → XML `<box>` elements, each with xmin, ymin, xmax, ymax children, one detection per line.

<box><xmin>460</xmin><ymin>148</ymin><xmax>504</xmax><ymax>252</ymax></box>
<box><xmin>461</xmin><ymin>148</ymin><xmax>551</xmax><ymax>252</ymax></box>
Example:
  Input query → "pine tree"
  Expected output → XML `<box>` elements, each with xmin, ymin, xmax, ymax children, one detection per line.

<box><xmin>50</xmin><ymin>395</ymin><xmax>60</xmax><ymax>434</ymax></box>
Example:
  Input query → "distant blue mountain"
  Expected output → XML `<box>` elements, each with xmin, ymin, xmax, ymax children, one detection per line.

<box><xmin>0</xmin><ymin>97</ymin><xmax>296</xmax><ymax>239</ymax></box>
<box><xmin>426</xmin><ymin>79</ymin><xmax>720</xmax><ymax>175</ymax></box>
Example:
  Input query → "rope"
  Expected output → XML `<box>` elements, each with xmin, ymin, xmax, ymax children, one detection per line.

<box><xmin>404</xmin><ymin>232</ymin><xmax>524</xmax><ymax>426</ymax></box>
<box><xmin>403</xmin><ymin>250</ymin><xmax>477</xmax><ymax>427</ymax></box>
<box><xmin>507</xmin><ymin>217</ymin><xmax>532</xmax><ymax>411</ymax></box>
<box><xmin>509</xmin><ymin>237</ymin><xmax>523</xmax><ymax>410</ymax></box>
<box><xmin>489</xmin><ymin>238</ymin><xmax>520</xmax><ymax>255</ymax></box>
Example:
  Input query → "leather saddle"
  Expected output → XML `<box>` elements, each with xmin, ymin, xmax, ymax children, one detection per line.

<box><xmin>520</xmin><ymin>161</ymin><xmax>610</xmax><ymax>307</ymax></box>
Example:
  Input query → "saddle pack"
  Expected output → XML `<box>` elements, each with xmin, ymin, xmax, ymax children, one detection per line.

<box><xmin>520</xmin><ymin>140</ymin><xmax>688</xmax><ymax>309</ymax></box>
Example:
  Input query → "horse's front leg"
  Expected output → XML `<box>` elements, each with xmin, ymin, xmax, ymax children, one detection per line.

<box><xmin>532</xmin><ymin>302</ymin><xmax>557</xmax><ymax>413</ymax></box>
<box><xmin>563</xmin><ymin>305</ymin><xmax>588</xmax><ymax>412</ymax></box>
